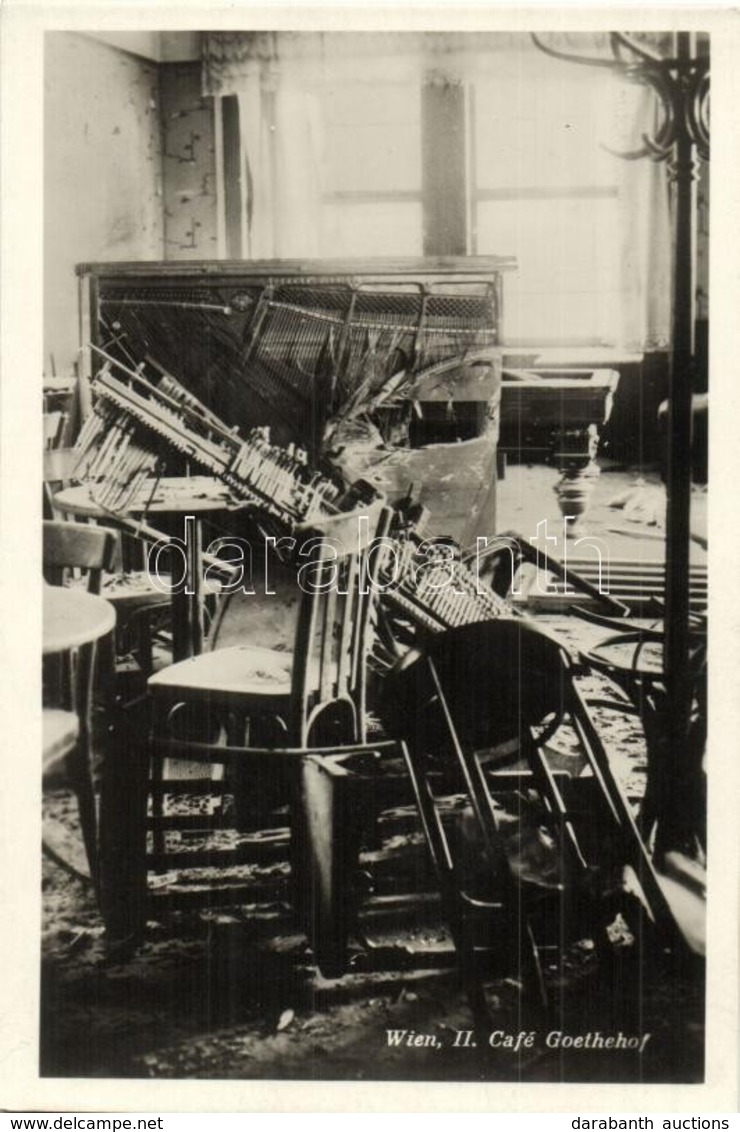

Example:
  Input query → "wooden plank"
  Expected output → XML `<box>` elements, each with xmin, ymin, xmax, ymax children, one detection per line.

<box><xmin>76</xmin><ymin>256</ymin><xmax>518</xmax><ymax>280</ymax></box>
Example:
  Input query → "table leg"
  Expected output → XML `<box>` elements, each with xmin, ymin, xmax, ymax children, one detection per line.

<box><xmin>552</xmin><ymin>423</ymin><xmax>601</xmax><ymax>535</ymax></box>
<box><xmin>188</xmin><ymin>516</ymin><xmax>204</xmax><ymax>656</ymax></box>
<box><xmin>171</xmin><ymin>517</ymin><xmax>204</xmax><ymax>660</ymax></box>
<box><xmin>98</xmin><ymin>692</ymin><xmax>150</xmax><ymax>951</ymax></box>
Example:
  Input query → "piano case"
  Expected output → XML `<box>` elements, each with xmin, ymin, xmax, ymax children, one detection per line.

<box><xmin>77</xmin><ymin>257</ymin><xmax>515</xmax><ymax>545</ymax></box>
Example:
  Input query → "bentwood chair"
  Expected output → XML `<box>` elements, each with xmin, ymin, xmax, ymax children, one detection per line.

<box><xmin>43</xmin><ymin>520</ymin><xmax>118</xmax><ymax>595</ymax></box>
<box><xmin>379</xmin><ymin>617</ymin><xmax>686</xmax><ymax>1025</ymax></box>
<box><xmin>103</xmin><ymin>498</ymin><xmax>391</xmax><ymax>948</ymax></box>
<box><xmin>580</xmin><ymin>618</ymin><xmax>707</xmax><ymax>861</ymax></box>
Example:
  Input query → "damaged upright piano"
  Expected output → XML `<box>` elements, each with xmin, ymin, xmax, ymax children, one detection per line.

<box><xmin>77</xmin><ymin>256</ymin><xmax>516</xmax><ymax>546</ymax></box>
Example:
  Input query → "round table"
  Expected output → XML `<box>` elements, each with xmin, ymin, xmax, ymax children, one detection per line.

<box><xmin>43</xmin><ymin>584</ymin><xmax>116</xmax><ymax>654</ymax></box>
<box><xmin>43</xmin><ymin>585</ymin><xmax>117</xmax><ymax>888</ymax></box>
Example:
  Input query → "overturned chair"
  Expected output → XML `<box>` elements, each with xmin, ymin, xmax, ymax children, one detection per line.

<box><xmin>389</xmin><ymin>620</ymin><xmax>687</xmax><ymax>1027</ymax></box>
<box><xmin>303</xmin><ymin>615</ymin><xmax>687</xmax><ymax>1023</ymax></box>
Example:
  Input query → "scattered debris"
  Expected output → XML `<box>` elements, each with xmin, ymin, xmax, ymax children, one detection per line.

<box><xmin>276</xmin><ymin>1009</ymin><xmax>295</xmax><ymax>1032</ymax></box>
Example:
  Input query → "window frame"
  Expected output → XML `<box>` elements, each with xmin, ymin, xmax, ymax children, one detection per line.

<box><xmin>218</xmin><ymin>75</ymin><xmax>626</xmax><ymax>349</ymax></box>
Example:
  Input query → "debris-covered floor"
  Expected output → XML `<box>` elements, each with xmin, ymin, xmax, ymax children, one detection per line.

<box><xmin>40</xmin><ymin>468</ymin><xmax>707</xmax><ymax>1082</ymax></box>
<box><xmin>40</xmin><ymin>850</ymin><xmax>705</xmax><ymax>1082</ymax></box>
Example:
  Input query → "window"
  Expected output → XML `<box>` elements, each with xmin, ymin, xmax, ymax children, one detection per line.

<box><xmin>321</xmin><ymin>83</ymin><xmax>423</xmax><ymax>257</ymax></box>
<box><xmin>216</xmin><ymin>35</ymin><xmax>656</xmax><ymax>349</ymax></box>
<box><xmin>470</xmin><ymin>71</ymin><xmax>623</xmax><ymax>344</ymax></box>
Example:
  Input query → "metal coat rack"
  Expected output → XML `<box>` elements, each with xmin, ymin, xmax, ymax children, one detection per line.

<box><xmin>532</xmin><ymin>31</ymin><xmax>710</xmax><ymax>853</ymax></box>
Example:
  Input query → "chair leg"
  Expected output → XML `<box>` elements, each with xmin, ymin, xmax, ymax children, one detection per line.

<box><xmin>299</xmin><ymin>757</ymin><xmax>368</xmax><ymax>977</ymax></box>
<box><xmin>98</xmin><ymin>698</ymin><xmax>150</xmax><ymax>952</ymax></box>
<box><xmin>43</xmin><ymin>483</ymin><xmax>55</xmax><ymax>521</ymax></box>
<box><xmin>150</xmin><ymin>753</ymin><xmax>166</xmax><ymax>862</ymax></box>
<box><xmin>135</xmin><ymin>617</ymin><xmax>155</xmax><ymax>681</ymax></box>
<box><xmin>230</xmin><ymin>713</ymin><xmax>288</xmax><ymax>832</ymax></box>
<box><xmin>66</xmin><ymin>737</ymin><xmax>99</xmax><ymax>894</ymax></box>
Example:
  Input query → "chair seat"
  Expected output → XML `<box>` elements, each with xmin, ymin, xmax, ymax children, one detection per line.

<box><xmin>148</xmin><ymin>645</ymin><xmax>297</xmax><ymax>704</ymax></box>
<box><xmin>42</xmin><ymin>709</ymin><xmax>79</xmax><ymax>775</ymax></box>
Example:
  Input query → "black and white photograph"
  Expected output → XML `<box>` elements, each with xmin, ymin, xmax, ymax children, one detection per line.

<box><xmin>2</xmin><ymin>4</ymin><xmax>739</xmax><ymax>1111</ymax></box>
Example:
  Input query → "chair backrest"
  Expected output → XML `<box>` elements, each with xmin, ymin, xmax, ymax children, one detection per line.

<box><xmin>382</xmin><ymin>617</ymin><xmax>569</xmax><ymax>755</ymax></box>
<box><xmin>43</xmin><ymin>447</ymin><xmax>79</xmax><ymax>519</ymax></box>
<box><xmin>43</xmin><ymin>411</ymin><xmax>66</xmax><ymax>450</ymax></box>
<box><xmin>290</xmin><ymin>500</ymin><xmax>391</xmax><ymax>747</ymax></box>
<box><xmin>43</xmin><ymin>520</ymin><xmax>118</xmax><ymax>595</ymax></box>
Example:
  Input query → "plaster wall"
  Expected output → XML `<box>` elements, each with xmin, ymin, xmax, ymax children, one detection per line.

<box><xmin>44</xmin><ymin>32</ymin><xmax>164</xmax><ymax>375</ymax></box>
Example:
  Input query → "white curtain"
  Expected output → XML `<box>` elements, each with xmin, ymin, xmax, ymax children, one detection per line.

<box><xmin>612</xmin><ymin>81</ymin><xmax>673</xmax><ymax>350</ymax></box>
<box><xmin>236</xmin><ymin>75</ymin><xmax>325</xmax><ymax>258</ymax></box>
<box><xmin>204</xmin><ymin>32</ymin><xmax>435</xmax><ymax>261</ymax></box>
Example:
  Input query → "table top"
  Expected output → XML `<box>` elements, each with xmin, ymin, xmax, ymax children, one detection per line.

<box><xmin>584</xmin><ymin>635</ymin><xmax>665</xmax><ymax>678</ymax></box>
<box><xmin>54</xmin><ymin>476</ymin><xmax>237</xmax><ymax>518</ymax></box>
<box><xmin>43</xmin><ymin>585</ymin><xmax>116</xmax><ymax>654</ymax></box>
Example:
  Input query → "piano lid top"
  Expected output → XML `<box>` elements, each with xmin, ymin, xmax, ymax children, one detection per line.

<box><xmin>76</xmin><ymin>255</ymin><xmax>518</xmax><ymax>281</ymax></box>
